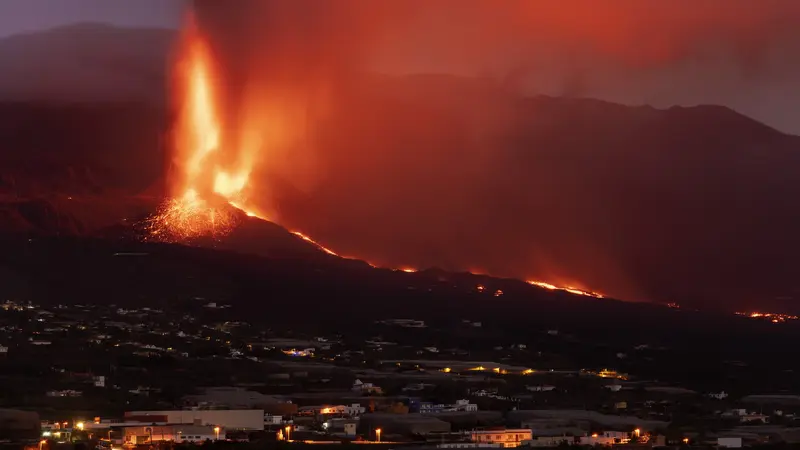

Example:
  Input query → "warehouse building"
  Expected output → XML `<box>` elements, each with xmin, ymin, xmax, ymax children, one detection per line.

<box><xmin>124</xmin><ymin>410</ymin><xmax>264</xmax><ymax>431</ymax></box>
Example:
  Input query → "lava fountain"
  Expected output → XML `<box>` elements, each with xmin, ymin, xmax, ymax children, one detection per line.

<box><xmin>144</xmin><ymin>14</ymin><xmax>603</xmax><ymax>299</ymax></box>
<box><xmin>146</xmin><ymin>14</ymin><xmax>341</xmax><ymax>257</ymax></box>
<box><xmin>146</xmin><ymin>16</ymin><xmax>253</xmax><ymax>242</ymax></box>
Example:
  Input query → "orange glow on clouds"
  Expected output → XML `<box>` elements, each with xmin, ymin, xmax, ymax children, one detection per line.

<box><xmin>144</xmin><ymin>11</ymin><xmax>605</xmax><ymax>300</ymax></box>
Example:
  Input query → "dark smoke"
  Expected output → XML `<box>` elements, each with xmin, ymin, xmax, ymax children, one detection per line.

<box><xmin>191</xmin><ymin>0</ymin><xmax>800</xmax><ymax>305</ymax></box>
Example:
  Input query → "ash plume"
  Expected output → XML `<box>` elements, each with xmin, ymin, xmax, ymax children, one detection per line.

<box><xmin>189</xmin><ymin>0</ymin><xmax>800</xmax><ymax>303</ymax></box>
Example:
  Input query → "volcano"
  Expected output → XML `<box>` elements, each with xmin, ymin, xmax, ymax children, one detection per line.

<box><xmin>1</xmin><ymin>25</ymin><xmax>800</xmax><ymax>312</ymax></box>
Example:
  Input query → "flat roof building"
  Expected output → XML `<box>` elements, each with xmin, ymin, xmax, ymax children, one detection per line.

<box><xmin>124</xmin><ymin>410</ymin><xmax>264</xmax><ymax>431</ymax></box>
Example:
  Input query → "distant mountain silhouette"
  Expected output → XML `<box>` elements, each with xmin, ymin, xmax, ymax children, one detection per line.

<box><xmin>0</xmin><ymin>23</ymin><xmax>174</xmax><ymax>103</ymax></box>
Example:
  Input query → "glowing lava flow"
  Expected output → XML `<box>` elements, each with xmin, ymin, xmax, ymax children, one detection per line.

<box><xmin>144</xmin><ymin>16</ymin><xmax>604</xmax><ymax>301</ymax></box>
<box><xmin>735</xmin><ymin>311</ymin><xmax>798</xmax><ymax>323</ymax></box>
<box><xmin>527</xmin><ymin>280</ymin><xmax>604</xmax><ymax>298</ymax></box>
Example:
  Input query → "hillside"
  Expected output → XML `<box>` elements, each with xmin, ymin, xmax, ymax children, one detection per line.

<box><xmin>275</xmin><ymin>75</ymin><xmax>800</xmax><ymax>311</ymax></box>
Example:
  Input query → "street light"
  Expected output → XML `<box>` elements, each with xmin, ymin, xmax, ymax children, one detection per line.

<box><xmin>284</xmin><ymin>425</ymin><xmax>292</xmax><ymax>441</ymax></box>
<box><xmin>76</xmin><ymin>422</ymin><xmax>85</xmax><ymax>431</ymax></box>
<box><xmin>39</xmin><ymin>439</ymin><xmax>46</xmax><ymax>450</ymax></box>
<box><xmin>214</xmin><ymin>426</ymin><xmax>220</xmax><ymax>441</ymax></box>
<box><xmin>375</xmin><ymin>428</ymin><xmax>381</xmax><ymax>443</ymax></box>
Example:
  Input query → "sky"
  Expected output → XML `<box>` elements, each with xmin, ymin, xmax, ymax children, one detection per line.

<box><xmin>0</xmin><ymin>0</ymin><xmax>184</xmax><ymax>36</ymax></box>
<box><xmin>0</xmin><ymin>0</ymin><xmax>798</xmax><ymax>134</ymax></box>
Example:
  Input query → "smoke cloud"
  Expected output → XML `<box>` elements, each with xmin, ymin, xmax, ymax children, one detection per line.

<box><xmin>189</xmin><ymin>0</ymin><xmax>800</xmax><ymax>304</ymax></box>
<box><xmin>194</xmin><ymin>1</ymin><xmax>800</xmax><ymax>76</ymax></box>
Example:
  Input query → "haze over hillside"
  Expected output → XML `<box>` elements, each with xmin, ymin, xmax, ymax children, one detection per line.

<box><xmin>0</xmin><ymin>23</ymin><xmax>173</xmax><ymax>102</ymax></box>
<box><xmin>0</xmin><ymin>24</ymin><xmax>799</xmax><ymax>312</ymax></box>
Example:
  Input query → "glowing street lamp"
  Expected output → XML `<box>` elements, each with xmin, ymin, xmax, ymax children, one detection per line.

<box><xmin>375</xmin><ymin>428</ymin><xmax>382</xmax><ymax>443</ymax></box>
<box><xmin>284</xmin><ymin>425</ymin><xmax>292</xmax><ymax>441</ymax></box>
<box><xmin>76</xmin><ymin>422</ymin><xmax>85</xmax><ymax>431</ymax></box>
<box><xmin>39</xmin><ymin>439</ymin><xmax>46</xmax><ymax>450</ymax></box>
<box><xmin>634</xmin><ymin>429</ymin><xmax>640</xmax><ymax>438</ymax></box>
<box><xmin>214</xmin><ymin>426</ymin><xmax>220</xmax><ymax>441</ymax></box>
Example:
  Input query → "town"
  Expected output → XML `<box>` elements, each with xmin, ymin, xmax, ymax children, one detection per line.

<box><xmin>2</xmin><ymin>299</ymin><xmax>799</xmax><ymax>450</ymax></box>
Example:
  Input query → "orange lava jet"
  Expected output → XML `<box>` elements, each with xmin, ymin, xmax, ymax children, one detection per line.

<box><xmin>145</xmin><ymin>16</ymin><xmax>253</xmax><ymax>241</ymax></box>
<box><xmin>145</xmin><ymin>14</ymin><xmax>604</xmax><ymax>300</ymax></box>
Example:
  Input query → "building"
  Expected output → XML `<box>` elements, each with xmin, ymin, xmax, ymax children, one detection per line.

<box><xmin>46</xmin><ymin>390</ymin><xmax>82</xmax><ymax>397</ymax></box>
<box><xmin>123</xmin><ymin>425</ymin><xmax>221</xmax><ymax>445</ymax></box>
<box><xmin>298</xmin><ymin>404</ymin><xmax>365</xmax><ymax>417</ymax></box>
<box><xmin>264</xmin><ymin>414</ymin><xmax>283</xmax><ymax>426</ymax></box>
<box><xmin>439</xmin><ymin>444</ymin><xmax>502</xmax><ymax>448</ymax></box>
<box><xmin>124</xmin><ymin>410</ymin><xmax>264</xmax><ymax>431</ymax></box>
<box><xmin>417</xmin><ymin>399</ymin><xmax>478</xmax><ymax>414</ymax></box>
<box><xmin>524</xmin><ymin>436</ymin><xmax>573</xmax><ymax>447</ymax></box>
<box><xmin>321</xmin><ymin>418</ymin><xmax>359</xmax><ymax>436</ymax></box>
<box><xmin>718</xmin><ymin>437</ymin><xmax>743</xmax><ymax>448</ymax></box>
<box><xmin>526</xmin><ymin>385</ymin><xmax>556</xmax><ymax>392</ymax></box>
<box><xmin>578</xmin><ymin>431</ymin><xmax>632</xmax><ymax>446</ymax></box>
<box><xmin>379</xmin><ymin>319</ymin><xmax>426</xmax><ymax>328</ymax></box>
<box><xmin>602</xmin><ymin>431</ymin><xmax>631</xmax><ymax>441</ymax></box>
<box><xmin>579</xmin><ymin>435</ymin><xmax>617</xmax><ymax>446</ymax></box>
<box><xmin>353</xmin><ymin>379</ymin><xmax>383</xmax><ymax>394</ymax></box>
<box><xmin>470</xmin><ymin>429</ymin><xmax>533</xmax><ymax>448</ymax></box>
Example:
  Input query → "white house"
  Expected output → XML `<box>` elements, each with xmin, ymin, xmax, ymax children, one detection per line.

<box><xmin>345</xmin><ymin>404</ymin><xmax>366</xmax><ymax>416</ymax></box>
<box><xmin>352</xmin><ymin>379</ymin><xmax>383</xmax><ymax>394</ymax></box>
<box><xmin>264</xmin><ymin>414</ymin><xmax>283</xmax><ymax>425</ymax></box>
